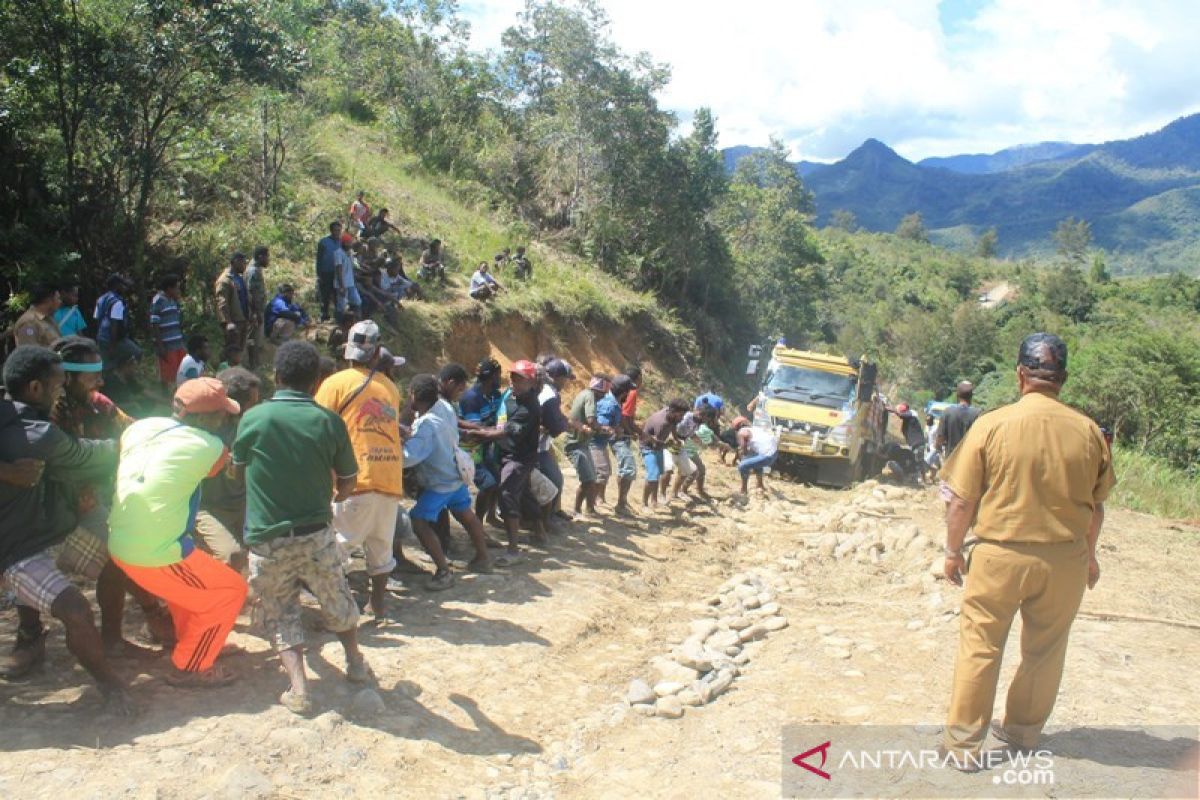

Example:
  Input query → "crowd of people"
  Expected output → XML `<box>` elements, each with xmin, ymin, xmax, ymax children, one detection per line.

<box><xmin>0</xmin><ymin>272</ymin><xmax>778</xmax><ymax>716</ymax></box>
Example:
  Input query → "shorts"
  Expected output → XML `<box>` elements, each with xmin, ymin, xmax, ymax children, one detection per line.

<box><xmin>249</xmin><ymin>526</ymin><xmax>359</xmax><ymax>651</ymax></box>
<box><xmin>332</xmin><ymin>492</ymin><xmax>398</xmax><ymax>576</ymax></box>
<box><xmin>611</xmin><ymin>439</ymin><xmax>637</xmax><ymax>480</ymax></box>
<box><xmin>641</xmin><ymin>447</ymin><xmax>665</xmax><ymax>482</ymax></box>
<box><xmin>530</xmin><ymin>468</ymin><xmax>559</xmax><ymax>506</ymax></box>
<box><xmin>537</xmin><ymin>450</ymin><xmax>564</xmax><ymax>491</ymax></box>
<box><xmin>738</xmin><ymin>453</ymin><xmax>776</xmax><ymax>476</ymax></box>
<box><xmin>664</xmin><ymin>449</ymin><xmax>696</xmax><ymax>478</ymax></box>
<box><xmin>157</xmin><ymin>348</ymin><xmax>186</xmax><ymax>385</ymax></box>
<box><xmin>565</xmin><ymin>444</ymin><xmax>597</xmax><ymax>484</ymax></box>
<box><xmin>2</xmin><ymin>528</ymin><xmax>108</xmax><ymax>615</ymax></box>
<box><xmin>473</xmin><ymin>457</ymin><xmax>499</xmax><ymax>491</ymax></box>
<box><xmin>499</xmin><ymin>460</ymin><xmax>535</xmax><ymax>521</ymax></box>
<box><xmin>410</xmin><ymin>484</ymin><xmax>472</xmax><ymax>522</ymax></box>
<box><xmin>589</xmin><ymin>442</ymin><xmax>612</xmax><ymax>482</ymax></box>
<box><xmin>194</xmin><ymin>507</ymin><xmax>244</xmax><ymax>564</ymax></box>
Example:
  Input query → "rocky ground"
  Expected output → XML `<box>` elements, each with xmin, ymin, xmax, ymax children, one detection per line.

<box><xmin>1</xmin><ymin>465</ymin><xmax>1198</xmax><ymax>799</ymax></box>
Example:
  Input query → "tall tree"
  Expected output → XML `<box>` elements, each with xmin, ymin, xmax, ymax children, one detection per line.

<box><xmin>895</xmin><ymin>212</ymin><xmax>928</xmax><ymax>243</ymax></box>
<box><xmin>1053</xmin><ymin>217</ymin><xmax>1092</xmax><ymax>263</ymax></box>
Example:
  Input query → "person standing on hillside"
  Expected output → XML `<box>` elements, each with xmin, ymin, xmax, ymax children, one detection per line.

<box><xmin>333</xmin><ymin>234</ymin><xmax>362</xmax><ymax>318</ymax></box>
<box><xmin>939</xmin><ymin>334</ymin><xmax>1114</xmax><ymax>770</ymax></box>
<box><xmin>95</xmin><ymin>274</ymin><xmax>136</xmax><ymax>362</ymax></box>
<box><xmin>14</xmin><ymin>285</ymin><xmax>62</xmax><ymax>348</ymax></box>
<box><xmin>349</xmin><ymin>191</ymin><xmax>370</xmax><ymax>237</ymax></box>
<box><xmin>149</xmin><ymin>274</ymin><xmax>187</xmax><ymax>392</ymax></box>
<box><xmin>232</xmin><ymin>340</ymin><xmax>371</xmax><ymax>715</ymax></box>
<box><xmin>315</xmin><ymin>321</ymin><xmax>401</xmax><ymax>618</ymax></box>
<box><xmin>214</xmin><ymin>252</ymin><xmax>251</xmax><ymax>354</ymax></box>
<box><xmin>316</xmin><ymin>221</ymin><xmax>343</xmax><ymax>322</ymax></box>
<box><xmin>244</xmin><ymin>246</ymin><xmax>269</xmax><ymax>369</ymax></box>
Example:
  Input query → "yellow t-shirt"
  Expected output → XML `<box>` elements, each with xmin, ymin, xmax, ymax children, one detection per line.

<box><xmin>314</xmin><ymin>366</ymin><xmax>403</xmax><ymax>497</ymax></box>
<box><xmin>941</xmin><ymin>391</ymin><xmax>1115</xmax><ymax>544</ymax></box>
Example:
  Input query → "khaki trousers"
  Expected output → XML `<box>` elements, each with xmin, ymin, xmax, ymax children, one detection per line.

<box><xmin>944</xmin><ymin>538</ymin><xmax>1088</xmax><ymax>754</ymax></box>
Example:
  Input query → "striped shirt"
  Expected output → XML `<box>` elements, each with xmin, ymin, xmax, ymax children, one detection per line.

<box><xmin>149</xmin><ymin>292</ymin><xmax>185</xmax><ymax>351</ymax></box>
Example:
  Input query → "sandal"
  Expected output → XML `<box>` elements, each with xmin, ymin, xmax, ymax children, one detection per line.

<box><xmin>280</xmin><ymin>688</ymin><xmax>314</xmax><ymax>715</ymax></box>
<box><xmin>165</xmin><ymin>664</ymin><xmax>237</xmax><ymax>688</ymax></box>
<box><xmin>494</xmin><ymin>551</ymin><xmax>523</xmax><ymax>568</ymax></box>
<box><xmin>427</xmin><ymin>569</ymin><xmax>455</xmax><ymax>592</ymax></box>
<box><xmin>466</xmin><ymin>557</ymin><xmax>494</xmax><ymax>574</ymax></box>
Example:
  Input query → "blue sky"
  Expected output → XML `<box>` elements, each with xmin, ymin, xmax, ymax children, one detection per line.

<box><xmin>460</xmin><ymin>0</ymin><xmax>1200</xmax><ymax>162</ymax></box>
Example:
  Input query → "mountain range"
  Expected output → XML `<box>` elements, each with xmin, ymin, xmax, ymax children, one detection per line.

<box><xmin>723</xmin><ymin>114</ymin><xmax>1200</xmax><ymax>275</ymax></box>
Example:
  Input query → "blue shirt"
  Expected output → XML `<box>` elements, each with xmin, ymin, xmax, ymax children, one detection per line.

<box><xmin>264</xmin><ymin>294</ymin><xmax>310</xmax><ymax>333</ymax></box>
<box><xmin>229</xmin><ymin>272</ymin><xmax>250</xmax><ymax>316</ymax></box>
<box><xmin>594</xmin><ymin>392</ymin><xmax>622</xmax><ymax>445</ymax></box>
<box><xmin>316</xmin><ymin>235</ymin><xmax>341</xmax><ymax>276</ymax></box>
<box><xmin>149</xmin><ymin>292</ymin><xmax>185</xmax><ymax>351</ymax></box>
<box><xmin>460</xmin><ymin>382</ymin><xmax>501</xmax><ymax>426</ymax></box>
<box><xmin>402</xmin><ymin>398</ymin><xmax>464</xmax><ymax>493</ymax></box>
<box><xmin>54</xmin><ymin>306</ymin><xmax>87</xmax><ymax>337</ymax></box>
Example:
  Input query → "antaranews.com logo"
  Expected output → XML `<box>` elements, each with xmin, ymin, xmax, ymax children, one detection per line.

<box><xmin>781</xmin><ymin>724</ymin><xmax>1199</xmax><ymax>798</ymax></box>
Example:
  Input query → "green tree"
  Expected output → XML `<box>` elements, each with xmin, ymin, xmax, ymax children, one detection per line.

<box><xmin>1090</xmin><ymin>252</ymin><xmax>1111</xmax><ymax>284</ymax></box>
<box><xmin>1042</xmin><ymin>263</ymin><xmax>1096</xmax><ymax>322</ymax></box>
<box><xmin>977</xmin><ymin>227</ymin><xmax>998</xmax><ymax>258</ymax></box>
<box><xmin>895</xmin><ymin>212</ymin><xmax>928</xmax><ymax>243</ymax></box>
<box><xmin>830</xmin><ymin>209</ymin><xmax>858</xmax><ymax>232</ymax></box>
<box><xmin>1053</xmin><ymin>217</ymin><xmax>1091</xmax><ymax>263</ymax></box>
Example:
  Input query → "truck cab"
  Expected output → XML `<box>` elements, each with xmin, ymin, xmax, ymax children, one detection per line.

<box><xmin>752</xmin><ymin>346</ymin><xmax>887</xmax><ymax>486</ymax></box>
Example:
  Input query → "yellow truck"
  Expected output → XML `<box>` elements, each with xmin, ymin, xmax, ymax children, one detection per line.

<box><xmin>751</xmin><ymin>346</ymin><xmax>887</xmax><ymax>486</ymax></box>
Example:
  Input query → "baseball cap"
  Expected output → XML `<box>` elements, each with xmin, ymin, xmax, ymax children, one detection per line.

<box><xmin>477</xmin><ymin>357</ymin><xmax>501</xmax><ymax>379</ymax></box>
<box><xmin>174</xmin><ymin>377</ymin><xmax>240</xmax><ymax>417</ymax></box>
<box><xmin>344</xmin><ymin>320</ymin><xmax>382</xmax><ymax>362</ymax></box>
<box><xmin>1018</xmin><ymin>332</ymin><xmax>1067</xmax><ymax>373</ymax></box>
<box><xmin>511</xmin><ymin>359</ymin><xmax>538</xmax><ymax>379</ymax></box>
<box><xmin>378</xmin><ymin>347</ymin><xmax>406</xmax><ymax>370</ymax></box>
<box><xmin>546</xmin><ymin>358</ymin><xmax>573</xmax><ymax>379</ymax></box>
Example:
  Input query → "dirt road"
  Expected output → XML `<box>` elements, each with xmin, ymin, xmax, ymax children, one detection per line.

<box><xmin>1</xmin><ymin>466</ymin><xmax>1197</xmax><ymax>799</ymax></box>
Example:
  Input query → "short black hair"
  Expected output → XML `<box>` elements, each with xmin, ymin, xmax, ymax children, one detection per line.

<box><xmin>217</xmin><ymin>366</ymin><xmax>261</xmax><ymax>406</ymax></box>
<box><xmin>1018</xmin><ymin>332</ymin><xmax>1068</xmax><ymax>382</ymax></box>
<box><xmin>106</xmin><ymin>273</ymin><xmax>127</xmax><ymax>291</ymax></box>
<box><xmin>51</xmin><ymin>335</ymin><xmax>101</xmax><ymax>365</ymax></box>
<box><xmin>3</xmin><ymin>346</ymin><xmax>62</xmax><ymax>399</ymax></box>
<box><xmin>318</xmin><ymin>355</ymin><xmax>337</xmax><ymax>378</ymax></box>
<box><xmin>253</xmin><ymin>245</ymin><xmax>269</xmax><ymax>260</ymax></box>
<box><xmin>329</xmin><ymin>220</ymin><xmax>342</xmax><ymax>232</ymax></box>
<box><xmin>230</xmin><ymin>251</ymin><xmax>246</xmax><ymax>264</ymax></box>
<box><xmin>668</xmin><ymin>398</ymin><xmax>690</xmax><ymax>415</ymax></box>
<box><xmin>278</xmin><ymin>282</ymin><xmax>295</xmax><ymax>293</ymax></box>
<box><xmin>624</xmin><ymin>364</ymin><xmax>643</xmax><ymax>383</ymax></box>
<box><xmin>158</xmin><ymin>274</ymin><xmax>180</xmax><ymax>291</ymax></box>
<box><xmin>187</xmin><ymin>334</ymin><xmax>208</xmax><ymax>355</ymax></box>
<box><xmin>410</xmin><ymin>374</ymin><xmax>440</xmax><ymax>406</ymax></box>
<box><xmin>438</xmin><ymin>362</ymin><xmax>469</xmax><ymax>384</ymax></box>
<box><xmin>28</xmin><ymin>284</ymin><xmax>58</xmax><ymax>306</ymax></box>
<box><xmin>275</xmin><ymin>340</ymin><xmax>321</xmax><ymax>390</ymax></box>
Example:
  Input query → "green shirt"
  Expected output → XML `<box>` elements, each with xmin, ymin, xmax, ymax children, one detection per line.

<box><xmin>109</xmin><ymin>418</ymin><xmax>226</xmax><ymax>567</ymax></box>
<box><xmin>563</xmin><ymin>389</ymin><xmax>596</xmax><ymax>449</ymax></box>
<box><xmin>231</xmin><ymin>389</ymin><xmax>358</xmax><ymax>545</ymax></box>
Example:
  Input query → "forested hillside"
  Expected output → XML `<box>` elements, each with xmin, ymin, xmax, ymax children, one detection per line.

<box><xmin>2</xmin><ymin>0</ymin><xmax>1198</xmax><ymax>496</ymax></box>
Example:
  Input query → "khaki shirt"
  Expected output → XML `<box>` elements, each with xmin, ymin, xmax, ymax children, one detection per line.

<box><xmin>213</xmin><ymin>271</ymin><xmax>248</xmax><ymax>325</ymax></box>
<box><xmin>14</xmin><ymin>308</ymin><xmax>62</xmax><ymax>347</ymax></box>
<box><xmin>942</xmin><ymin>391</ymin><xmax>1115</xmax><ymax>543</ymax></box>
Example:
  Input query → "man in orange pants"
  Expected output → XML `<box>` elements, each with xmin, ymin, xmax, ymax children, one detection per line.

<box><xmin>108</xmin><ymin>378</ymin><xmax>248</xmax><ymax>687</ymax></box>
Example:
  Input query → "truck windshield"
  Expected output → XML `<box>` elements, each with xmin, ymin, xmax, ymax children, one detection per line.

<box><xmin>764</xmin><ymin>366</ymin><xmax>856</xmax><ymax>409</ymax></box>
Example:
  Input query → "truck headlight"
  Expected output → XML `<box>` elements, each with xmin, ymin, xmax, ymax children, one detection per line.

<box><xmin>828</xmin><ymin>423</ymin><xmax>852</xmax><ymax>446</ymax></box>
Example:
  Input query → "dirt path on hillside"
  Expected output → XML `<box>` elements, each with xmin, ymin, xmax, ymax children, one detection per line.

<box><xmin>1</xmin><ymin>466</ymin><xmax>1197</xmax><ymax>799</ymax></box>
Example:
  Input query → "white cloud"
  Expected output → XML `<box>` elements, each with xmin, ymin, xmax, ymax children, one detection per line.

<box><xmin>461</xmin><ymin>0</ymin><xmax>1200</xmax><ymax>161</ymax></box>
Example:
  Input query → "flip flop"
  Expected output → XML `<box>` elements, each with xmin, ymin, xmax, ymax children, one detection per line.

<box><xmin>494</xmin><ymin>552</ymin><xmax>524</xmax><ymax>568</ymax></box>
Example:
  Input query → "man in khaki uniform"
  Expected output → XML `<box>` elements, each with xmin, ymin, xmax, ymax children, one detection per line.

<box><xmin>940</xmin><ymin>332</ymin><xmax>1114</xmax><ymax>768</ymax></box>
<box><xmin>214</xmin><ymin>252</ymin><xmax>250</xmax><ymax>352</ymax></box>
<box><xmin>14</xmin><ymin>286</ymin><xmax>62</xmax><ymax>347</ymax></box>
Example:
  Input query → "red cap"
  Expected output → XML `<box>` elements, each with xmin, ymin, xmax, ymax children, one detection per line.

<box><xmin>511</xmin><ymin>359</ymin><xmax>538</xmax><ymax>379</ymax></box>
<box><xmin>896</xmin><ymin>403</ymin><xmax>909</xmax><ymax>415</ymax></box>
<box><xmin>173</xmin><ymin>377</ymin><xmax>240</xmax><ymax>417</ymax></box>
<box><xmin>340</xmin><ymin>233</ymin><xmax>354</xmax><ymax>244</ymax></box>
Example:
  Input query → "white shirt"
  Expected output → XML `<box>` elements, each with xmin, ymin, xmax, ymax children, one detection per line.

<box><xmin>469</xmin><ymin>270</ymin><xmax>496</xmax><ymax>293</ymax></box>
<box><xmin>334</xmin><ymin>248</ymin><xmax>356</xmax><ymax>289</ymax></box>
<box><xmin>176</xmin><ymin>355</ymin><xmax>205</xmax><ymax>385</ymax></box>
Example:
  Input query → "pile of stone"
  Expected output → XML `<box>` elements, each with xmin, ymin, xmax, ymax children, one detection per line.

<box><xmin>787</xmin><ymin>482</ymin><xmax>940</xmax><ymax>566</ymax></box>
<box><xmin>626</xmin><ymin>572</ymin><xmax>787</xmax><ymax>719</ymax></box>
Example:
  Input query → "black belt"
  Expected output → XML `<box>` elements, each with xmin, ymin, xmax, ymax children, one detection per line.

<box><xmin>283</xmin><ymin>522</ymin><xmax>327</xmax><ymax>538</ymax></box>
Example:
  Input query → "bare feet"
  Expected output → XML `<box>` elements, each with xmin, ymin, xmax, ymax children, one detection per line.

<box><xmin>280</xmin><ymin>688</ymin><xmax>314</xmax><ymax>715</ymax></box>
<box><xmin>467</xmin><ymin>556</ymin><xmax>494</xmax><ymax>574</ymax></box>
<box><xmin>103</xmin><ymin>638</ymin><xmax>163</xmax><ymax>661</ymax></box>
<box><xmin>100</xmin><ymin>685</ymin><xmax>141</xmax><ymax>717</ymax></box>
<box><xmin>345</xmin><ymin>655</ymin><xmax>374</xmax><ymax>684</ymax></box>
